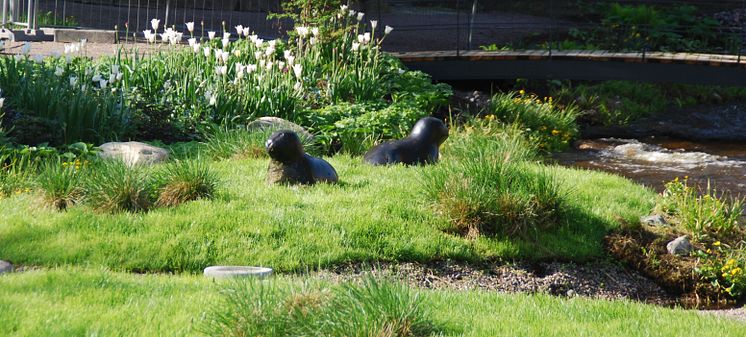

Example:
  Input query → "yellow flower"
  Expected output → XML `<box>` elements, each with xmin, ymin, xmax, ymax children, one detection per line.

<box><xmin>518</xmin><ymin>89</ymin><xmax>525</xmax><ymax>96</ymax></box>
<box><xmin>551</xmin><ymin>129</ymin><xmax>561</xmax><ymax>136</ymax></box>
<box><xmin>713</xmin><ymin>241</ymin><xmax>721</xmax><ymax>246</ymax></box>
<box><xmin>732</xmin><ymin>268</ymin><xmax>742</xmax><ymax>276</ymax></box>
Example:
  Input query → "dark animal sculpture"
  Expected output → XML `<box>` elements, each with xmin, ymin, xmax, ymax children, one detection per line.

<box><xmin>363</xmin><ymin>117</ymin><xmax>449</xmax><ymax>166</ymax></box>
<box><xmin>266</xmin><ymin>130</ymin><xmax>338</xmax><ymax>185</ymax></box>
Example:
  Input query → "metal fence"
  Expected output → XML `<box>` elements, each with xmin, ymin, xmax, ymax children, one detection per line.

<box><xmin>2</xmin><ymin>0</ymin><xmax>746</xmax><ymax>55</ymax></box>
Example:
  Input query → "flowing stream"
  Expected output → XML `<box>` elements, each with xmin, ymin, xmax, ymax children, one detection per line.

<box><xmin>555</xmin><ymin>104</ymin><xmax>746</xmax><ymax>195</ymax></box>
<box><xmin>556</xmin><ymin>137</ymin><xmax>746</xmax><ymax>195</ymax></box>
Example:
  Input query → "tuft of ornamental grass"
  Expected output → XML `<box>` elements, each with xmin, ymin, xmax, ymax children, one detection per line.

<box><xmin>320</xmin><ymin>277</ymin><xmax>434</xmax><ymax>337</ymax></box>
<box><xmin>83</xmin><ymin>159</ymin><xmax>153</xmax><ymax>213</ymax></box>
<box><xmin>153</xmin><ymin>160</ymin><xmax>219</xmax><ymax>208</ymax></box>
<box><xmin>36</xmin><ymin>161</ymin><xmax>85</xmax><ymax>210</ymax></box>
<box><xmin>423</xmin><ymin>123</ymin><xmax>564</xmax><ymax>237</ymax></box>
<box><xmin>656</xmin><ymin>177</ymin><xmax>744</xmax><ymax>238</ymax></box>
<box><xmin>200</xmin><ymin>276</ymin><xmax>434</xmax><ymax>337</ymax></box>
<box><xmin>202</xmin><ymin>127</ymin><xmax>317</xmax><ymax>160</ymax></box>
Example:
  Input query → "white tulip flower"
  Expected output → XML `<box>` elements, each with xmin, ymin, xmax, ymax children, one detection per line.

<box><xmin>188</xmin><ymin>38</ymin><xmax>197</xmax><ymax>47</ymax></box>
<box><xmin>0</xmin><ymin>98</ymin><xmax>4</xmax><ymax>109</ymax></box>
<box><xmin>295</xmin><ymin>26</ymin><xmax>309</xmax><ymax>38</ymax></box>
<box><xmin>54</xmin><ymin>67</ymin><xmax>64</xmax><ymax>77</ymax></box>
<box><xmin>242</xmin><ymin>27</ymin><xmax>250</xmax><ymax>37</ymax></box>
<box><xmin>111</xmin><ymin>65</ymin><xmax>120</xmax><ymax>75</ymax></box>
<box><xmin>99</xmin><ymin>79</ymin><xmax>108</xmax><ymax>89</ymax></box>
<box><xmin>357</xmin><ymin>12</ymin><xmax>365</xmax><ymax>21</ymax></box>
<box><xmin>235</xmin><ymin>25</ymin><xmax>244</xmax><ymax>36</ymax></box>
<box><xmin>21</xmin><ymin>42</ymin><xmax>31</xmax><ymax>55</ymax></box>
<box><xmin>203</xmin><ymin>46</ymin><xmax>211</xmax><ymax>57</ymax></box>
<box><xmin>221</xmin><ymin>51</ymin><xmax>230</xmax><ymax>63</ymax></box>
<box><xmin>254</xmin><ymin>51</ymin><xmax>263</xmax><ymax>60</ymax></box>
<box><xmin>208</xmin><ymin>31</ymin><xmax>216</xmax><ymax>40</ymax></box>
<box><xmin>312</xmin><ymin>27</ymin><xmax>320</xmax><ymax>37</ymax></box>
<box><xmin>351</xmin><ymin>42</ymin><xmax>360</xmax><ymax>51</ymax></box>
<box><xmin>233</xmin><ymin>49</ymin><xmax>241</xmax><ymax>57</ymax></box>
<box><xmin>293</xmin><ymin>64</ymin><xmax>302</xmax><ymax>78</ymax></box>
<box><xmin>340</xmin><ymin>5</ymin><xmax>348</xmax><ymax>12</ymax></box>
<box><xmin>286</xmin><ymin>55</ymin><xmax>295</xmax><ymax>66</ymax></box>
<box><xmin>294</xmin><ymin>81</ymin><xmax>303</xmax><ymax>92</ymax></box>
<box><xmin>193</xmin><ymin>42</ymin><xmax>201</xmax><ymax>53</ymax></box>
<box><xmin>215</xmin><ymin>65</ymin><xmax>227</xmax><ymax>76</ymax></box>
<box><xmin>92</xmin><ymin>74</ymin><xmax>102</xmax><ymax>82</ymax></box>
<box><xmin>69</xmin><ymin>77</ymin><xmax>78</xmax><ymax>87</ymax></box>
<box><xmin>349</xmin><ymin>9</ymin><xmax>356</xmax><ymax>17</ymax></box>
<box><xmin>151</xmin><ymin>18</ymin><xmax>160</xmax><ymax>31</ymax></box>
<box><xmin>385</xmin><ymin>26</ymin><xmax>394</xmax><ymax>35</ymax></box>
<box><xmin>223</xmin><ymin>32</ymin><xmax>231</xmax><ymax>40</ymax></box>
<box><xmin>278</xmin><ymin>61</ymin><xmax>285</xmax><ymax>70</ymax></box>
<box><xmin>222</xmin><ymin>38</ymin><xmax>230</xmax><ymax>49</ymax></box>
<box><xmin>246</xmin><ymin>64</ymin><xmax>257</xmax><ymax>73</ymax></box>
<box><xmin>370</xmin><ymin>20</ymin><xmax>378</xmax><ymax>30</ymax></box>
<box><xmin>310</xmin><ymin>37</ymin><xmax>317</xmax><ymax>45</ymax></box>
<box><xmin>186</xmin><ymin>22</ymin><xmax>195</xmax><ymax>33</ymax></box>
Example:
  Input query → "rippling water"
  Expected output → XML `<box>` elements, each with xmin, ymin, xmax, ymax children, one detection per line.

<box><xmin>555</xmin><ymin>137</ymin><xmax>746</xmax><ymax>195</ymax></box>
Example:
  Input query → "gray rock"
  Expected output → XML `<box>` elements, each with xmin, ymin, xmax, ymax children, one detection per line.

<box><xmin>640</xmin><ymin>214</ymin><xmax>667</xmax><ymax>226</ymax></box>
<box><xmin>0</xmin><ymin>260</ymin><xmax>13</xmax><ymax>274</ymax></box>
<box><xmin>667</xmin><ymin>236</ymin><xmax>692</xmax><ymax>256</ymax></box>
<box><xmin>203</xmin><ymin>266</ymin><xmax>273</xmax><ymax>279</ymax></box>
<box><xmin>247</xmin><ymin>117</ymin><xmax>313</xmax><ymax>140</ymax></box>
<box><xmin>99</xmin><ymin>141</ymin><xmax>169</xmax><ymax>166</ymax></box>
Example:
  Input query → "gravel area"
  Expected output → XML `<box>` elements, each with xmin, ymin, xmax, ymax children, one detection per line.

<box><xmin>312</xmin><ymin>260</ymin><xmax>674</xmax><ymax>305</ymax></box>
<box><xmin>703</xmin><ymin>308</ymin><xmax>746</xmax><ymax>323</ymax></box>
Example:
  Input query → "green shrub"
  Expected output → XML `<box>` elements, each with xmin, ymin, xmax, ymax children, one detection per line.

<box><xmin>201</xmin><ymin>277</ymin><xmax>434</xmax><ymax>337</ymax></box>
<box><xmin>554</xmin><ymin>81</ymin><xmax>663</xmax><ymax>126</ymax></box>
<box><xmin>423</xmin><ymin>123</ymin><xmax>564</xmax><ymax>237</ymax></box>
<box><xmin>656</xmin><ymin>177</ymin><xmax>743</xmax><ymax>238</ymax></box>
<box><xmin>153</xmin><ymin>160</ymin><xmax>218</xmax><ymax>207</ymax></box>
<box><xmin>694</xmin><ymin>241</ymin><xmax>746</xmax><ymax>300</ymax></box>
<box><xmin>84</xmin><ymin>160</ymin><xmax>153</xmax><ymax>213</ymax></box>
<box><xmin>490</xmin><ymin>91</ymin><xmax>579</xmax><ymax>152</ymax></box>
<box><xmin>37</xmin><ymin>161</ymin><xmax>85</xmax><ymax>210</ymax></box>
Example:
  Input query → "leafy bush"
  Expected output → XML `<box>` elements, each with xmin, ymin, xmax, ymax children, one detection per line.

<box><xmin>201</xmin><ymin>277</ymin><xmax>434</xmax><ymax>337</ymax></box>
<box><xmin>304</xmin><ymin>102</ymin><xmax>428</xmax><ymax>154</ymax></box>
<box><xmin>695</xmin><ymin>241</ymin><xmax>746</xmax><ymax>300</ymax></box>
<box><xmin>84</xmin><ymin>160</ymin><xmax>153</xmax><ymax>213</ymax></box>
<box><xmin>153</xmin><ymin>160</ymin><xmax>218</xmax><ymax>207</ymax></box>
<box><xmin>490</xmin><ymin>91</ymin><xmax>579</xmax><ymax>152</ymax></box>
<box><xmin>656</xmin><ymin>177</ymin><xmax>743</xmax><ymax>238</ymax></box>
<box><xmin>37</xmin><ymin>161</ymin><xmax>86</xmax><ymax>210</ymax></box>
<box><xmin>423</xmin><ymin>123</ymin><xmax>564</xmax><ymax>237</ymax></box>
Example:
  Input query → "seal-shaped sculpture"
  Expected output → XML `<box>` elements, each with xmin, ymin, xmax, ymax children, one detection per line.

<box><xmin>266</xmin><ymin>130</ymin><xmax>338</xmax><ymax>185</ymax></box>
<box><xmin>364</xmin><ymin>117</ymin><xmax>449</xmax><ymax>166</ymax></box>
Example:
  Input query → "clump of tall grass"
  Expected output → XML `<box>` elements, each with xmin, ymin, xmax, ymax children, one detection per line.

<box><xmin>37</xmin><ymin>161</ymin><xmax>85</xmax><ymax>210</ymax></box>
<box><xmin>83</xmin><ymin>159</ymin><xmax>153</xmax><ymax>213</ymax></box>
<box><xmin>656</xmin><ymin>177</ymin><xmax>744</xmax><ymax>238</ymax></box>
<box><xmin>423</xmin><ymin>122</ymin><xmax>564</xmax><ymax>237</ymax></box>
<box><xmin>153</xmin><ymin>160</ymin><xmax>218</xmax><ymax>207</ymax></box>
<box><xmin>200</xmin><ymin>277</ymin><xmax>434</xmax><ymax>337</ymax></box>
<box><xmin>490</xmin><ymin>91</ymin><xmax>579</xmax><ymax>152</ymax></box>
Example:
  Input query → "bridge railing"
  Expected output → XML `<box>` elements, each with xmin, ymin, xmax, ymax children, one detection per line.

<box><xmin>3</xmin><ymin>0</ymin><xmax>745</xmax><ymax>58</ymax></box>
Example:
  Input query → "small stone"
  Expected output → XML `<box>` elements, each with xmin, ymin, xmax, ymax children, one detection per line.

<box><xmin>667</xmin><ymin>236</ymin><xmax>692</xmax><ymax>256</ymax></box>
<box><xmin>99</xmin><ymin>141</ymin><xmax>169</xmax><ymax>166</ymax></box>
<box><xmin>566</xmin><ymin>289</ymin><xmax>577</xmax><ymax>297</ymax></box>
<box><xmin>247</xmin><ymin>117</ymin><xmax>313</xmax><ymax>140</ymax></box>
<box><xmin>640</xmin><ymin>215</ymin><xmax>667</xmax><ymax>226</ymax></box>
<box><xmin>0</xmin><ymin>260</ymin><xmax>13</xmax><ymax>274</ymax></box>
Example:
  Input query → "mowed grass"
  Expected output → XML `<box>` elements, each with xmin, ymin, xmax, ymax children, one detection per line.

<box><xmin>0</xmin><ymin>155</ymin><xmax>655</xmax><ymax>273</ymax></box>
<box><xmin>0</xmin><ymin>268</ymin><xmax>744</xmax><ymax>337</ymax></box>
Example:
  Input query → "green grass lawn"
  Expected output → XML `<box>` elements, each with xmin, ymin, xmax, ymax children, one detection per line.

<box><xmin>0</xmin><ymin>155</ymin><xmax>655</xmax><ymax>273</ymax></box>
<box><xmin>1</xmin><ymin>268</ymin><xmax>743</xmax><ymax>336</ymax></box>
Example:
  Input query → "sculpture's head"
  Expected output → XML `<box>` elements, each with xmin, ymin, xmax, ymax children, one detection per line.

<box><xmin>409</xmin><ymin>117</ymin><xmax>449</xmax><ymax>145</ymax></box>
<box><xmin>266</xmin><ymin>130</ymin><xmax>305</xmax><ymax>164</ymax></box>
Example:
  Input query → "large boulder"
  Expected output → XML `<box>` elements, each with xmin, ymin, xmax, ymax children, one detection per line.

<box><xmin>99</xmin><ymin>141</ymin><xmax>169</xmax><ymax>166</ymax></box>
<box><xmin>0</xmin><ymin>260</ymin><xmax>12</xmax><ymax>274</ymax></box>
<box><xmin>247</xmin><ymin>117</ymin><xmax>313</xmax><ymax>140</ymax></box>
